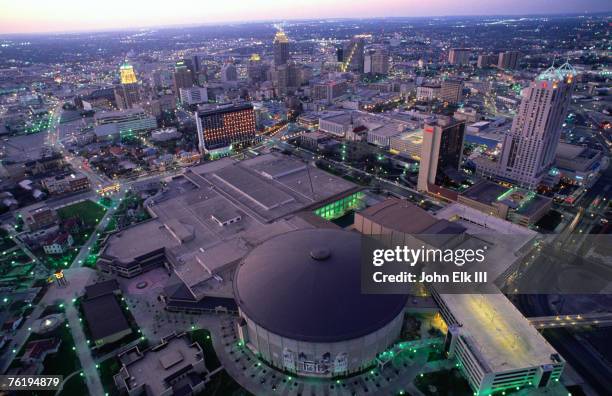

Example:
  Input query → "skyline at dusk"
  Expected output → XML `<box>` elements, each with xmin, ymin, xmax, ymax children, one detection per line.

<box><xmin>1</xmin><ymin>0</ymin><xmax>611</xmax><ymax>34</ymax></box>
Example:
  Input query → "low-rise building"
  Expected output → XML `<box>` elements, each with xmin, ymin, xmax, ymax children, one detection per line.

<box><xmin>81</xmin><ymin>292</ymin><xmax>131</xmax><ymax>347</ymax></box>
<box><xmin>41</xmin><ymin>173</ymin><xmax>90</xmax><ymax>195</ymax></box>
<box><xmin>42</xmin><ymin>232</ymin><xmax>74</xmax><ymax>255</ymax></box>
<box><xmin>458</xmin><ymin>181</ymin><xmax>552</xmax><ymax>226</ymax></box>
<box><xmin>114</xmin><ymin>332</ymin><xmax>208</xmax><ymax>396</ymax></box>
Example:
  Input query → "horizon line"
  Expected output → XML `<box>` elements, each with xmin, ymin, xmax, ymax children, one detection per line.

<box><xmin>0</xmin><ymin>10</ymin><xmax>610</xmax><ymax>36</ymax></box>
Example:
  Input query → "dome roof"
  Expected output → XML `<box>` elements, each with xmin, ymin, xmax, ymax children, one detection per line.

<box><xmin>234</xmin><ymin>229</ymin><xmax>407</xmax><ymax>343</ymax></box>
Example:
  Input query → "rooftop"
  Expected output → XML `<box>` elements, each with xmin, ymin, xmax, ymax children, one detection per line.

<box><xmin>440</xmin><ymin>293</ymin><xmax>562</xmax><ymax>372</ymax></box>
<box><xmin>119</xmin><ymin>333</ymin><xmax>204</xmax><ymax>396</ymax></box>
<box><xmin>234</xmin><ymin>229</ymin><xmax>408</xmax><ymax>342</ymax></box>
<box><xmin>81</xmin><ymin>294</ymin><xmax>130</xmax><ymax>342</ymax></box>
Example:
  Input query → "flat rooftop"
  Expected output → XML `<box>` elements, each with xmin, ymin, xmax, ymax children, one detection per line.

<box><xmin>103</xmin><ymin>220</ymin><xmax>182</xmax><ymax>265</ymax></box>
<box><xmin>101</xmin><ymin>153</ymin><xmax>357</xmax><ymax>296</ymax></box>
<box><xmin>439</xmin><ymin>293</ymin><xmax>562</xmax><ymax>372</ymax></box>
<box><xmin>461</xmin><ymin>181</ymin><xmax>508</xmax><ymax>205</ymax></box>
<box><xmin>122</xmin><ymin>335</ymin><xmax>203</xmax><ymax>396</ymax></box>
<box><xmin>358</xmin><ymin>198</ymin><xmax>440</xmax><ymax>234</ymax></box>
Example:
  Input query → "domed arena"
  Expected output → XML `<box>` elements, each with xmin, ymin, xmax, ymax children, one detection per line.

<box><xmin>233</xmin><ymin>228</ymin><xmax>407</xmax><ymax>377</ymax></box>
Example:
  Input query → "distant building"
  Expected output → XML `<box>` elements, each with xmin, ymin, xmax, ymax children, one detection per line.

<box><xmin>417</xmin><ymin>117</ymin><xmax>466</xmax><ymax>193</ymax></box>
<box><xmin>498</xmin><ymin>50</ymin><xmax>521</xmax><ymax>69</ymax></box>
<box><xmin>311</xmin><ymin>79</ymin><xmax>348</xmax><ymax>103</ymax></box>
<box><xmin>389</xmin><ymin>130</ymin><xmax>423</xmax><ymax>159</ymax></box>
<box><xmin>364</xmin><ymin>50</ymin><xmax>389</xmax><ymax>75</ymax></box>
<box><xmin>220</xmin><ymin>63</ymin><xmax>238</xmax><ymax>83</ymax></box>
<box><xmin>94</xmin><ymin>108</ymin><xmax>157</xmax><ymax>140</ymax></box>
<box><xmin>173</xmin><ymin>61</ymin><xmax>194</xmax><ymax>96</ymax></box>
<box><xmin>341</xmin><ymin>36</ymin><xmax>365</xmax><ymax>73</ymax></box>
<box><xmin>416</xmin><ymin>84</ymin><xmax>440</xmax><ymax>101</ymax></box>
<box><xmin>448</xmin><ymin>48</ymin><xmax>471</xmax><ymax>66</ymax></box>
<box><xmin>477</xmin><ymin>53</ymin><xmax>498</xmax><ymax>68</ymax></box>
<box><xmin>115</xmin><ymin>62</ymin><xmax>141</xmax><ymax>109</ymax></box>
<box><xmin>115</xmin><ymin>332</ymin><xmax>208</xmax><ymax>396</ymax></box>
<box><xmin>440</xmin><ymin>79</ymin><xmax>463</xmax><ymax>104</ymax></box>
<box><xmin>179</xmin><ymin>86</ymin><xmax>208</xmax><ymax>105</ymax></box>
<box><xmin>273</xmin><ymin>31</ymin><xmax>290</xmax><ymax>66</ymax></box>
<box><xmin>195</xmin><ymin>103</ymin><xmax>257</xmax><ymax>154</ymax></box>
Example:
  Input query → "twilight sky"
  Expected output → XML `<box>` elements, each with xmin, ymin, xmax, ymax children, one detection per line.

<box><xmin>0</xmin><ymin>0</ymin><xmax>610</xmax><ymax>34</ymax></box>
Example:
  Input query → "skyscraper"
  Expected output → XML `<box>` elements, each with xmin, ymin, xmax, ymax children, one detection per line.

<box><xmin>476</xmin><ymin>63</ymin><xmax>576</xmax><ymax>189</ymax></box>
<box><xmin>173</xmin><ymin>61</ymin><xmax>194</xmax><ymax>96</ymax></box>
<box><xmin>195</xmin><ymin>103</ymin><xmax>257</xmax><ymax>154</ymax></box>
<box><xmin>221</xmin><ymin>63</ymin><xmax>238</xmax><ymax>83</ymax></box>
<box><xmin>273</xmin><ymin>31</ymin><xmax>290</xmax><ymax>67</ymax></box>
<box><xmin>477</xmin><ymin>53</ymin><xmax>498</xmax><ymax>68</ymax></box>
<box><xmin>114</xmin><ymin>62</ymin><xmax>141</xmax><ymax>109</ymax></box>
<box><xmin>364</xmin><ymin>50</ymin><xmax>390</xmax><ymax>75</ymax></box>
<box><xmin>448</xmin><ymin>48</ymin><xmax>471</xmax><ymax>66</ymax></box>
<box><xmin>417</xmin><ymin>117</ymin><xmax>466</xmax><ymax>192</ymax></box>
<box><xmin>341</xmin><ymin>36</ymin><xmax>365</xmax><ymax>73</ymax></box>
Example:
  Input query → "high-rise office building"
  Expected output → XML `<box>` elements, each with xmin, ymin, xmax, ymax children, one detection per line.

<box><xmin>498</xmin><ymin>51</ymin><xmax>521</xmax><ymax>70</ymax></box>
<box><xmin>173</xmin><ymin>61</ymin><xmax>194</xmax><ymax>96</ymax></box>
<box><xmin>247</xmin><ymin>54</ymin><xmax>269</xmax><ymax>83</ymax></box>
<box><xmin>275</xmin><ymin>63</ymin><xmax>301</xmax><ymax>94</ymax></box>
<box><xmin>341</xmin><ymin>36</ymin><xmax>365</xmax><ymax>73</ymax></box>
<box><xmin>221</xmin><ymin>63</ymin><xmax>238</xmax><ymax>83</ymax></box>
<box><xmin>417</xmin><ymin>117</ymin><xmax>466</xmax><ymax>192</ymax></box>
<box><xmin>440</xmin><ymin>79</ymin><xmax>463</xmax><ymax>104</ymax></box>
<box><xmin>114</xmin><ymin>62</ymin><xmax>141</xmax><ymax>109</ymax></box>
<box><xmin>195</xmin><ymin>103</ymin><xmax>257</xmax><ymax>154</ymax></box>
<box><xmin>364</xmin><ymin>50</ymin><xmax>389</xmax><ymax>75</ymax></box>
<box><xmin>273</xmin><ymin>31</ymin><xmax>290</xmax><ymax>67</ymax></box>
<box><xmin>448</xmin><ymin>48</ymin><xmax>471</xmax><ymax>66</ymax></box>
<box><xmin>476</xmin><ymin>63</ymin><xmax>576</xmax><ymax>189</ymax></box>
<box><xmin>119</xmin><ymin>62</ymin><xmax>138</xmax><ymax>84</ymax></box>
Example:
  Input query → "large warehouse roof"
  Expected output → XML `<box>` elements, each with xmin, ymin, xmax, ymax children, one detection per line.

<box><xmin>234</xmin><ymin>229</ymin><xmax>408</xmax><ymax>343</ymax></box>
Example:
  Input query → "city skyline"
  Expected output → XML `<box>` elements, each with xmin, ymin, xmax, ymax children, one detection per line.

<box><xmin>1</xmin><ymin>0</ymin><xmax>611</xmax><ymax>34</ymax></box>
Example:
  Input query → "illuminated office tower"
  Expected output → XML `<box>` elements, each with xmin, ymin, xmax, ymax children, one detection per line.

<box><xmin>498</xmin><ymin>51</ymin><xmax>521</xmax><ymax>70</ymax></box>
<box><xmin>195</xmin><ymin>103</ymin><xmax>257</xmax><ymax>154</ymax></box>
<box><xmin>173</xmin><ymin>61</ymin><xmax>194</xmax><ymax>96</ymax></box>
<box><xmin>448</xmin><ymin>48</ymin><xmax>471</xmax><ymax>66</ymax></box>
<box><xmin>114</xmin><ymin>62</ymin><xmax>141</xmax><ymax>109</ymax></box>
<box><xmin>341</xmin><ymin>36</ymin><xmax>365</xmax><ymax>73</ymax></box>
<box><xmin>476</xmin><ymin>63</ymin><xmax>576</xmax><ymax>189</ymax></box>
<box><xmin>417</xmin><ymin>117</ymin><xmax>466</xmax><ymax>192</ymax></box>
<box><xmin>273</xmin><ymin>31</ymin><xmax>290</xmax><ymax>67</ymax></box>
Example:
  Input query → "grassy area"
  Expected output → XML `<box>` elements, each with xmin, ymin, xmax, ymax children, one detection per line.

<box><xmin>99</xmin><ymin>357</ymin><xmax>122</xmax><ymax>396</ymax></box>
<box><xmin>58</xmin><ymin>373</ymin><xmax>88</xmax><ymax>396</ymax></box>
<box><xmin>414</xmin><ymin>368</ymin><xmax>472</xmax><ymax>396</ymax></box>
<box><xmin>190</xmin><ymin>329</ymin><xmax>221</xmax><ymax>370</ymax></box>
<box><xmin>197</xmin><ymin>369</ymin><xmax>253</xmax><ymax>396</ymax></box>
<box><xmin>0</xmin><ymin>228</ymin><xmax>17</xmax><ymax>252</ymax></box>
<box><xmin>57</xmin><ymin>200</ymin><xmax>107</xmax><ymax>228</ymax></box>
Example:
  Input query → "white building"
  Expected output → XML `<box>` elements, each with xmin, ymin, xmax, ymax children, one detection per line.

<box><xmin>179</xmin><ymin>86</ymin><xmax>208</xmax><ymax>105</ymax></box>
<box><xmin>476</xmin><ymin>63</ymin><xmax>576</xmax><ymax>189</ymax></box>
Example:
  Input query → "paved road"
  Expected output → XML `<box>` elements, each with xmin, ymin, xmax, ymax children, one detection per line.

<box><xmin>65</xmin><ymin>302</ymin><xmax>105</xmax><ymax>396</ymax></box>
